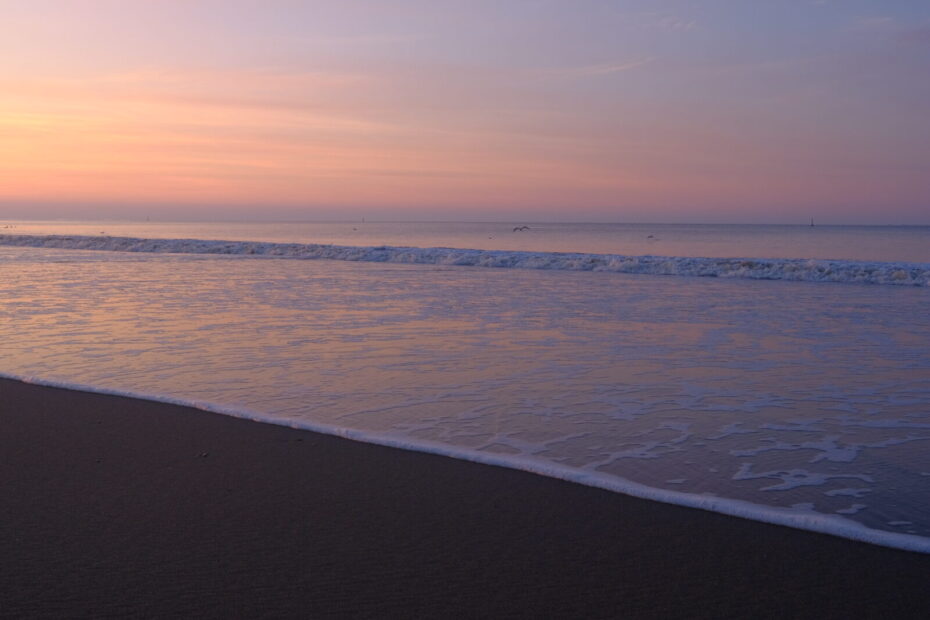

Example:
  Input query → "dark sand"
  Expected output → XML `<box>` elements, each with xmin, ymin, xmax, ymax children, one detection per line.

<box><xmin>2</xmin><ymin>377</ymin><xmax>929</xmax><ymax>619</ymax></box>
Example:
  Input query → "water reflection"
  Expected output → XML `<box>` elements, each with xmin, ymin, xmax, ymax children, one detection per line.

<box><xmin>1</xmin><ymin>245</ymin><xmax>929</xmax><ymax>540</ymax></box>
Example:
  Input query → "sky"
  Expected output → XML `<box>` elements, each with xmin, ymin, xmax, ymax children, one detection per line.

<box><xmin>1</xmin><ymin>0</ymin><xmax>929</xmax><ymax>223</ymax></box>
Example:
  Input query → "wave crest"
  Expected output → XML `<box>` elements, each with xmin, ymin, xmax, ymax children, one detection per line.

<box><xmin>2</xmin><ymin>233</ymin><xmax>928</xmax><ymax>286</ymax></box>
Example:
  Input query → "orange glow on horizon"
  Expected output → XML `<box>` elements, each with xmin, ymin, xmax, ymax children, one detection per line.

<box><xmin>2</xmin><ymin>1</ymin><xmax>928</xmax><ymax>223</ymax></box>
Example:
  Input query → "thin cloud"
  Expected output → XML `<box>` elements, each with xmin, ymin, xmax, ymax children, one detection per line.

<box><xmin>303</xmin><ymin>33</ymin><xmax>430</xmax><ymax>47</ymax></box>
<box><xmin>849</xmin><ymin>17</ymin><xmax>930</xmax><ymax>50</ymax></box>
<box><xmin>543</xmin><ymin>58</ymin><xmax>655</xmax><ymax>78</ymax></box>
<box><xmin>632</xmin><ymin>11</ymin><xmax>697</xmax><ymax>32</ymax></box>
<box><xmin>896</xmin><ymin>25</ymin><xmax>930</xmax><ymax>46</ymax></box>
<box><xmin>852</xmin><ymin>15</ymin><xmax>896</xmax><ymax>31</ymax></box>
<box><xmin>654</xmin><ymin>15</ymin><xmax>696</xmax><ymax>32</ymax></box>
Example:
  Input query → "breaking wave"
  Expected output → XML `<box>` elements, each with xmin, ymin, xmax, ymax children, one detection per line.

<box><xmin>2</xmin><ymin>233</ymin><xmax>928</xmax><ymax>287</ymax></box>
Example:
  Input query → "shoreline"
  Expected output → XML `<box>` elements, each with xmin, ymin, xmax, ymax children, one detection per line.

<box><xmin>3</xmin><ymin>377</ymin><xmax>930</xmax><ymax>618</ymax></box>
<box><xmin>7</xmin><ymin>372</ymin><xmax>929</xmax><ymax>555</ymax></box>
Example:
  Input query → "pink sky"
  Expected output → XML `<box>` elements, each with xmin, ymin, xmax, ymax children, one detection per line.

<box><xmin>2</xmin><ymin>1</ymin><xmax>928</xmax><ymax>223</ymax></box>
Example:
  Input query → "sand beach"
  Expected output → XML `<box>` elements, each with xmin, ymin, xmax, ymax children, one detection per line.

<box><xmin>3</xmin><ymin>377</ymin><xmax>929</xmax><ymax>618</ymax></box>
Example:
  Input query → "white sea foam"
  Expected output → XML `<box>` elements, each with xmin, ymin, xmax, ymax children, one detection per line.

<box><xmin>826</xmin><ymin>488</ymin><xmax>872</xmax><ymax>498</ymax></box>
<box><xmin>836</xmin><ymin>504</ymin><xmax>868</xmax><ymax>515</ymax></box>
<box><xmin>2</xmin><ymin>233</ymin><xmax>928</xmax><ymax>286</ymax></box>
<box><xmin>732</xmin><ymin>463</ymin><xmax>874</xmax><ymax>491</ymax></box>
<box><xmin>4</xmin><ymin>369</ymin><xmax>930</xmax><ymax>554</ymax></box>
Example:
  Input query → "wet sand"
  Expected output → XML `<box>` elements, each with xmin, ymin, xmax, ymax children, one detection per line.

<box><xmin>2</xmin><ymin>377</ymin><xmax>929</xmax><ymax>618</ymax></box>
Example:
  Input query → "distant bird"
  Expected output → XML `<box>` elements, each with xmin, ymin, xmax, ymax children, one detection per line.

<box><xmin>647</xmin><ymin>234</ymin><xmax>654</xmax><ymax>238</ymax></box>
<box><xmin>512</xmin><ymin>225</ymin><xmax>530</xmax><ymax>232</ymax></box>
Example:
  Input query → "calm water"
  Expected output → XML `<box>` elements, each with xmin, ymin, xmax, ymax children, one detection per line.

<box><xmin>4</xmin><ymin>220</ymin><xmax>930</xmax><ymax>262</ymax></box>
<box><xmin>1</xmin><ymin>221</ymin><xmax>929</xmax><ymax>552</ymax></box>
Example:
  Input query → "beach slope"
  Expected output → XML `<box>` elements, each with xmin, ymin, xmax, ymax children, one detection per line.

<box><xmin>2</xmin><ymin>377</ymin><xmax>929</xmax><ymax>618</ymax></box>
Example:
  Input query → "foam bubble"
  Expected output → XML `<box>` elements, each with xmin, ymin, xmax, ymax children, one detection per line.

<box><xmin>3</xmin><ymin>370</ymin><xmax>930</xmax><ymax>554</ymax></box>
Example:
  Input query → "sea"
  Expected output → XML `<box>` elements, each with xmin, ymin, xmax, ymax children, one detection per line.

<box><xmin>2</xmin><ymin>220</ymin><xmax>929</xmax><ymax>552</ymax></box>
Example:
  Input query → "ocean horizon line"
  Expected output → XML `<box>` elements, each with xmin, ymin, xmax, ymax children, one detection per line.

<box><xmin>3</xmin><ymin>217</ymin><xmax>930</xmax><ymax>228</ymax></box>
